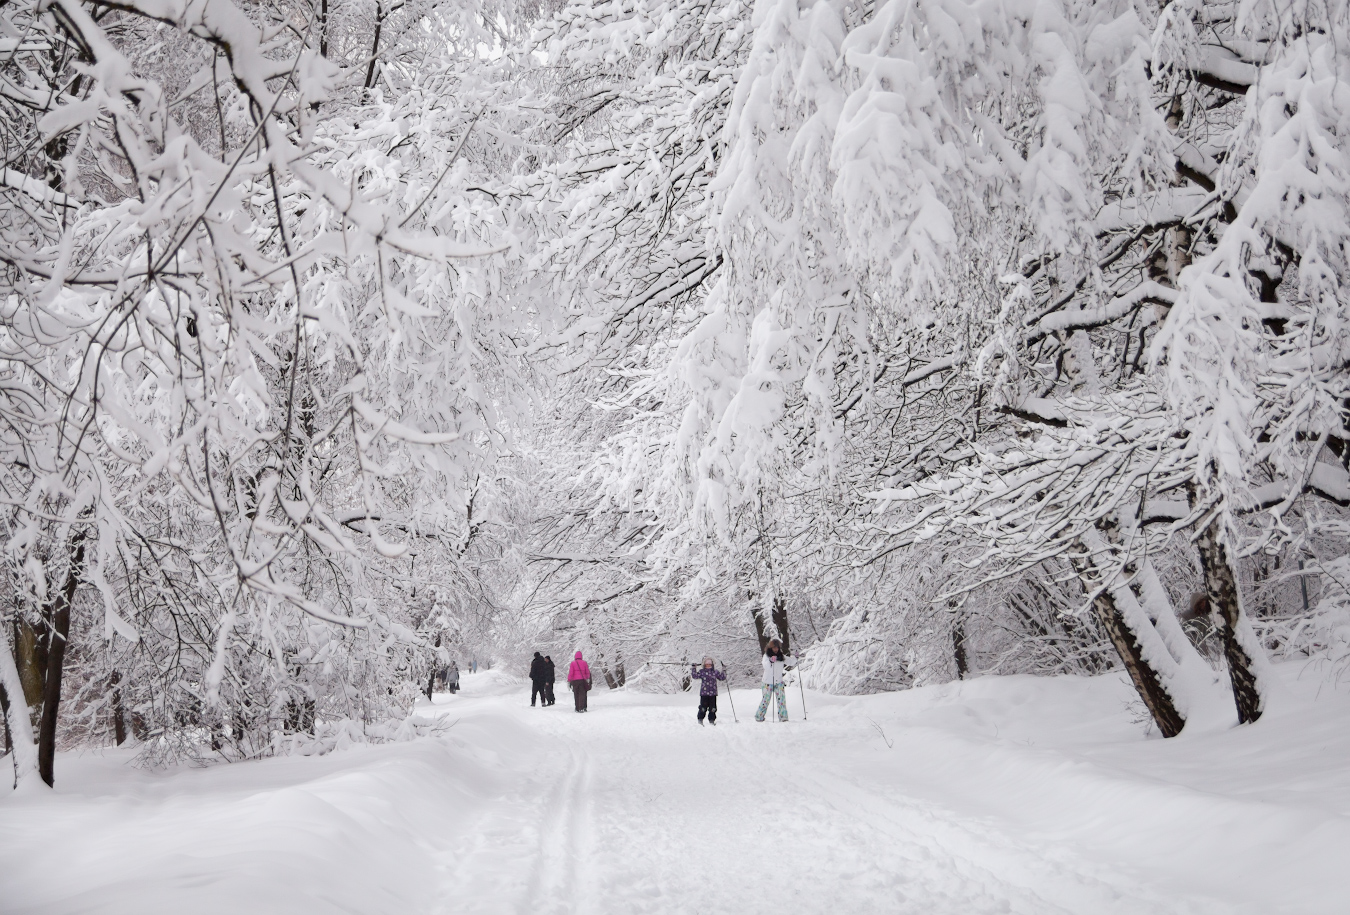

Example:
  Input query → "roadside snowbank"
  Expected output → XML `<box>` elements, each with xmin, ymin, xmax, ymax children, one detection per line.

<box><xmin>0</xmin><ymin>689</ymin><xmax>534</xmax><ymax>915</ymax></box>
<box><xmin>819</xmin><ymin>664</ymin><xmax>1350</xmax><ymax>912</ymax></box>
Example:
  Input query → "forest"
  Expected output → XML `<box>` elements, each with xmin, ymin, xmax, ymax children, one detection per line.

<box><xmin>3</xmin><ymin>0</ymin><xmax>1349</xmax><ymax>790</ymax></box>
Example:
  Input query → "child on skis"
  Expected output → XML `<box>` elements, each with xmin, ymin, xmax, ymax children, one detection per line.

<box><xmin>689</xmin><ymin>657</ymin><xmax>726</xmax><ymax>725</ymax></box>
<box><xmin>755</xmin><ymin>639</ymin><xmax>796</xmax><ymax>722</ymax></box>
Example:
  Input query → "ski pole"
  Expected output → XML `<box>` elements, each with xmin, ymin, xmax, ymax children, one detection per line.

<box><xmin>774</xmin><ymin>669</ymin><xmax>780</xmax><ymax>723</ymax></box>
<box><xmin>797</xmin><ymin>667</ymin><xmax>807</xmax><ymax>721</ymax></box>
<box><xmin>720</xmin><ymin>662</ymin><xmax>738</xmax><ymax>723</ymax></box>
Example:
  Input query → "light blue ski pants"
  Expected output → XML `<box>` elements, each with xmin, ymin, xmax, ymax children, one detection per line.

<box><xmin>755</xmin><ymin>682</ymin><xmax>787</xmax><ymax>722</ymax></box>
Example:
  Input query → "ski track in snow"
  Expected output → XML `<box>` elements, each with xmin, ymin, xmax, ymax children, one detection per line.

<box><xmin>429</xmin><ymin>690</ymin><xmax>1224</xmax><ymax>915</ymax></box>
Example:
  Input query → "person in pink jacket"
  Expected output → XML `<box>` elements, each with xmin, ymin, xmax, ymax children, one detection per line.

<box><xmin>567</xmin><ymin>651</ymin><xmax>592</xmax><ymax>712</ymax></box>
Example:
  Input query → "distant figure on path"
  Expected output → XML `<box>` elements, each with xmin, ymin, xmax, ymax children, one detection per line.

<box><xmin>543</xmin><ymin>655</ymin><xmax>556</xmax><ymax>706</ymax></box>
<box><xmin>690</xmin><ymin>657</ymin><xmax>726</xmax><ymax>725</ymax></box>
<box><xmin>568</xmin><ymin>651</ymin><xmax>592</xmax><ymax>713</ymax></box>
<box><xmin>447</xmin><ymin>660</ymin><xmax>460</xmax><ymax>693</ymax></box>
<box><xmin>755</xmin><ymin>639</ymin><xmax>796</xmax><ymax>722</ymax></box>
<box><xmin>529</xmin><ymin>652</ymin><xmax>548</xmax><ymax>707</ymax></box>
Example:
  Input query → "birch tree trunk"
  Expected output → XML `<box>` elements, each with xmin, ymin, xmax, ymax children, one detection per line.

<box><xmin>1194</xmin><ymin>520</ymin><xmax>1265</xmax><ymax>723</ymax></box>
<box><xmin>1086</xmin><ymin>585</ymin><xmax>1186</xmax><ymax>737</ymax></box>
<box><xmin>1073</xmin><ymin>537</ymin><xmax>1187</xmax><ymax>737</ymax></box>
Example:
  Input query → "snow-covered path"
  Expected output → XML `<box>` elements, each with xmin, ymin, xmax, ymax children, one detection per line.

<box><xmin>426</xmin><ymin>678</ymin><xmax>1223</xmax><ymax>915</ymax></box>
<box><xmin>5</xmin><ymin>667</ymin><xmax>1349</xmax><ymax>914</ymax></box>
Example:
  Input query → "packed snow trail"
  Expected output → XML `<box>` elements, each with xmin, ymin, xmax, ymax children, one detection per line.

<box><xmin>426</xmin><ymin>677</ymin><xmax>1221</xmax><ymax>915</ymax></box>
<box><xmin>5</xmin><ymin>667</ymin><xmax>1349</xmax><ymax>914</ymax></box>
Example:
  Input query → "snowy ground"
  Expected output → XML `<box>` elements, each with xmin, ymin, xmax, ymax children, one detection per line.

<box><xmin>3</xmin><ymin>664</ymin><xmax>1349</xmax><ymax>914</ymax></box>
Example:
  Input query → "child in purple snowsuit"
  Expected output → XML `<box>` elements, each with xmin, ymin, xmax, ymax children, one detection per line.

<box><xmin>690</xmin><ymin>657</ymin><xmax>726</xmax><ymax>725</ymax></box>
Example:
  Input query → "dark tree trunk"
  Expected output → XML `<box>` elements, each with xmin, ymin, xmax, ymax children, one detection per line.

<box><xmin>770</xmin><ymin>595</ymin><xmax>791</xmax><ymax>656</ymax></box>
<box><xmin>1072</xmin><ymin>544</ymin><xmax>1185</xmax><ymax>737</ymax></box>
<box><xmin>363</xmin><ymin>0</ymin><xmax>387</xmax><ymax>90</ymax></box>
<box><xmin>38</xmin><ymin>534</ymin><xmax>85</xmax><ymax>787</ymax></box>
<box><xmin>14</xmin><ymin>619</ymin><xmax>45</xmax><ymax>709</ymax></box>
<box><xmin>1195</xmin><ymin>519</ymin><xmax>1264</xmax><ymax>724</ymax></box>
<box><xmin>613</xmin><ymin>657</ymin><xmax>626</xmax><ymax>688</ymax></box>
<box><xmin>749</xmin><ymin>591</ymin><xmax>770</xmax><ymax>653</ymax></box>
<box><xmin>319</xmin><ymin>0</ymin><xmax>330</xmax><ymax>57</ymax></box>
<box><xmin>952</xmin><ymin>614</ymin><xmax>969</xmax><ymax>680</ymax></box>
<box><xmin>425</xmin><ymin>631</ymin><xmax>442</xmax><ymax>700</ymax></box>
<box><xmin>109</xmin><ymin>671</ymin><xmax>127</xmax><ymax>746</ymax></box>
<box><xmin>1</xmin><ymin>680</ymin><xmax>11</xmax><ymax>757</ymax></box>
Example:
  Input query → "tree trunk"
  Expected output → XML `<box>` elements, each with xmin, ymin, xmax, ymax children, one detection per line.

<box><xmin>363</xmin><ymin>0</ymin><xmax>387</xmax><ymax>90</ymax></box>
<box><xmin>952</xmin><ymin>613</ymin><xmax>969</xmax><ymax>680</ymax></box>
<box><xmin>1088</xmin><ymin>584</ymin><xmax>1186</xmax><ymax>737</ymax></box>
<box><xmin>770</xmin><ymin>595</ymin><xmax>791</xmax><ymax>656</ymax></box>
<box><xmin>1072</xmin><ymin>540</ymin><xmax>1186</xmax><ymax>738</ymax></box>
<box><xmin>1194</xmin><ymin>519</ymin><xmax>1264</xmax><ymax>724</ymax></box>
<box><xmin>109</xmin><ymin>671</ymin><xmax>127</xmax><ymax>746</ymax></box>
<box><xmin>319</xmin><ymin>0</ymin><xmax>330</xmax><ymax>58</ymax></box>
<box><xmin>14</xmin><ymin>619</ymin><xmax>44</xmax><ymax>709</ymax></box>
<box><xmin>38</xmin><ymin>534</ymin><xmax>85</xmax><ymax>787</ymax></box>
<box><xmin>425</xmin><ymin>631</ymin><xmax>442</xmax><ymax>700</ymax></box>
<box><xmin>749</xmin><ymin>591</ymin><xmax>770</xmax><ymax>653</ymax></box>
<box><xmin>1</xmin><ymin>680</ymin><xmax>11</xmax><ymax>757</ymax></box>
<box><xmin>1</xmin><ymin>621</ymin><xmax>40</xmax><ymax>788</ymax></box>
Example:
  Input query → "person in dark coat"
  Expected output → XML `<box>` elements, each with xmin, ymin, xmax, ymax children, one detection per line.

<box><xmin>529</xmin><ymin>652</ymin><xmax>547</xmax><ymax>707</ymax></box>
<box><xmin>690</xmin><ymin>657</ymin><xmax>727</xmax><ymax>725</ymax></box>
<box><xmin>542</xmin><ymin>656</ymin><xmax>556</xmax><ymax>706</ymax></box>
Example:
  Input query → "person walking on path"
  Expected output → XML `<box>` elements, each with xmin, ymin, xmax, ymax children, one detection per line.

<box><xmin>542</xmin><ymin>656</ymin><xmax>556</xmax><ymax>706</ymax></box>
<box><xmin>690</xmin><ymin>657</ymin><xmax>726</xmax><ymax>725</ymax></box>
<box><xmin>568</xmin><ymin>651</ymin><xmax>592</xmax><ymax>712</ymax></box>
<box><xmin>529</xmin><ymin>652</ymin><xmax>548</xmax><ymax>707</ymax></box>
<box><xmin>755</xmin><ymin>639</ymin><xmax>796</xmax><ymax>722</ymax></box>
<box><xmin>447</xmin><ymin>660</ymin><xmax>460</xmax><ymax>694</ymax></box>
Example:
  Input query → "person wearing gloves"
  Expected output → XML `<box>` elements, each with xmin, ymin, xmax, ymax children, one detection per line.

<box><xmin>754</xmin><ymin>639</ymin><xmax>796</xmax><ymax>722</ymax></box>
<box><xmin>689</xmin><ymin>657</ymin><xmax>727</xmax><ymax>725</ymax></box>
<box><xmin>568</xmin><ymin>651</ymin><xmax>592</xmax><ymax>712</ymax></box>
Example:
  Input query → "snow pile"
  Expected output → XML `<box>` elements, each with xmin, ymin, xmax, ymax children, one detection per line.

<box><xmin>0</xmin><ymin>706</ymin><xmax>535</xmax><ymax>915</ymax></box>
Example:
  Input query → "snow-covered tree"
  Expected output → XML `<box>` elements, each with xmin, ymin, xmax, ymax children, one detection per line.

<box><xmin>0</xmin><ymin>0</ymin><xmax>532</xmax><ymax>785</ymax></box>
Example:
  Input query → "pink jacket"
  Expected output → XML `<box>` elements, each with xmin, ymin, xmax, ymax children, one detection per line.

<box><xmin>568</xmin><ymin>651</ymin><xmax>591</xmax><ymax>683</ymax></box>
